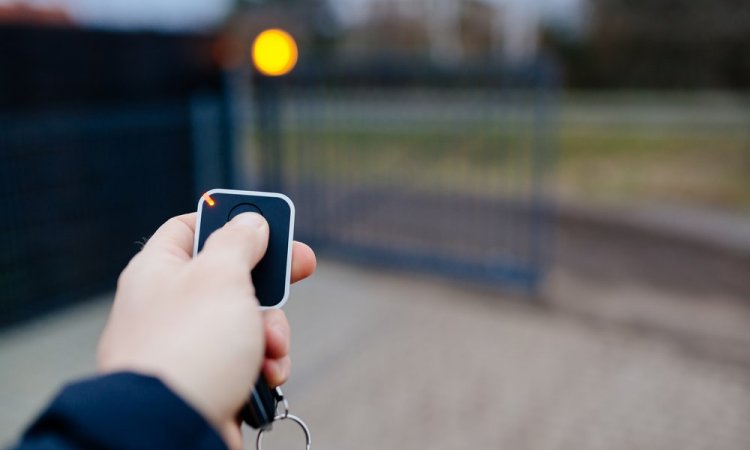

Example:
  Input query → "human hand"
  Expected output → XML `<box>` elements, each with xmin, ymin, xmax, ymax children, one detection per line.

<box><xmin>96</xmin><ymin>213</ymin><xmax>316</xmax><ymax>449</ymax></box>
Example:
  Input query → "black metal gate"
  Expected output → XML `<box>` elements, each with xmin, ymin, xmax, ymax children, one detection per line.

<box><xmin>0</xmin><ymin>26</ymin><xmax>228</xmax><ymax>328</ymax></box>
<box><xmin>245</xmin><ymin>60</ymin><xmax>559</xmax><ymax>292</ymax></box>
<box><xmin>0</xmin><ymin>99</ymin><xmax>231</xmax><ymax>327</ymax></box>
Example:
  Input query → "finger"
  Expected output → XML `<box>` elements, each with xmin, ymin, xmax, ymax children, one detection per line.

<box><xmin>263</xmin><ymin>309</ymin><xmax>290</xmax><ymax>359</ymax></box>
<box><xmin>141</xmin><ymin>213</ymin><xmax>197</xmax><ymax>262</ymax></box>
<box><xmin>263</xmin><ymin>356</ymin><xmax>291</xmax><ymax>388</ymax></box>
<box><xmin>198</xmin><ymin>213</ymin><xmax>269</xmax><ymax>278</ymax></box>
<box><xmin>291</xmin><ymin>241</ymin><xmax>317</xmax><ymax>283</ymax></box>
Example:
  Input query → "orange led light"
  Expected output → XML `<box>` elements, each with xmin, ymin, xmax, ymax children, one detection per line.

<box><xmin>202</xmin><ymin>193</ymin><xmax>216</xmax><ymax>207</ymax></box>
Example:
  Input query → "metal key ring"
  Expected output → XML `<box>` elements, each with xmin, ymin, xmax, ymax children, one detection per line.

<box><xmin>255</xmin><ymin>414</ymin><xmax>312</xmax><ymax>450</ymax></box>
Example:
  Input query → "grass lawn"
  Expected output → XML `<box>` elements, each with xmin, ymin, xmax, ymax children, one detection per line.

<box><xmin>558</xmin><ymin>92</ymin><xmax>750</xmax><ymax>211</ymax></box>
<box><xmin>246</xmin><ymin>91</ymin><xmax>750</xmax><ymax>213</ymax></box>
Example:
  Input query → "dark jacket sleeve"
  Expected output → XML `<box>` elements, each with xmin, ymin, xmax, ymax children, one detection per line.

<box><xmin>12</xmin><ymin>372</ymin><xmax>228</xmax><ymax>450</ymax></box>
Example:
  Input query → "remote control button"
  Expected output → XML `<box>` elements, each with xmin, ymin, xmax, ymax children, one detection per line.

<box><xmin>228</xmin><ymin>203</ymin><xmax>263</xmax><ymax>222</ymax></box>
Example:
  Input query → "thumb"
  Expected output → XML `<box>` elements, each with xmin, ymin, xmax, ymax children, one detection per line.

<box><xmin>198</xmin><ymin>212</ymin><xmax>269</xmax><ymax>278</ymax></box>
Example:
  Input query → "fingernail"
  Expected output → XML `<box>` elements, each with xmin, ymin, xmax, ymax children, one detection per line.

<box><xmin>232</xmin><ymin>212</ymin><xmax>265</xmax><ymax>228</ymax></box>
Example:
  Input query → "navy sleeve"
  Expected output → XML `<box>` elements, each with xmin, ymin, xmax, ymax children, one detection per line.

<box><xmin>12</xmin><ymin>372</ymin><xmax>228</xmax><ymax>450</ymax></box>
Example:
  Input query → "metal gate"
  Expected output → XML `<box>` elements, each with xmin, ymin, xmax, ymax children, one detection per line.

<box><xmin>243</xmin><ymin>60</ymin><xmax>559</xmax><ymax>292</ymax></box>
<box><xmin>0</xmin><ymin>100</ymin><xmax>231</xmax><ymax>327</ymax></box>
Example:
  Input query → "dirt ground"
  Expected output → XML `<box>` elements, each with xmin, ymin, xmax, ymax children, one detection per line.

<box><xmin>3</xmin><ymin>190</ymin><xmax>750</xmax><ymax>449</ymax></box>
<box><xmin>1</xmin><ymin>253</ymin><xmax>749</xmax><ymax>449</ymax></box>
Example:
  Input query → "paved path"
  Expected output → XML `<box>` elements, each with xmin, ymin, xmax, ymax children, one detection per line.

<box><xmin>2</xmin><ymin>261</ymin><xmax>750</xmax><ymax>450</ymax></box>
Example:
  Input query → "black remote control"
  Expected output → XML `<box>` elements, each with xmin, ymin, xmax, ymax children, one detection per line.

<box><xmin>193</xmin><ymin>189</ymin><xmax>295</xmax><ymax>429</ymax></box>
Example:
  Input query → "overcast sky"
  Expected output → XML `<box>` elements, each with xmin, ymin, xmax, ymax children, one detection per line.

<box><xmin>328</xmin><ymin>0</ymin><xmax>586</xmax><ymax>28</ymax></box>
<box><xmin>1</xmin><ymin>0</ymin><xmax>234</xmax><ymax>30</ymax></box>
<box><xmin>2</xmin><ymin>0</ymin><xmax>584</xmax><ymax>31</ymax></box>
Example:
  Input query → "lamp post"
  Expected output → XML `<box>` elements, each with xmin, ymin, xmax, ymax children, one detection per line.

<box><xmin>251</xmin><ymin>28</ymin><xmax>298</xmax><ymax>192</ymax></box>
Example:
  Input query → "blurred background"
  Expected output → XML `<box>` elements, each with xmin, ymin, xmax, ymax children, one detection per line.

<box><xmin>1</xmin><ymin>0</ymin><xmax>749</xmax><ymax>449</ymax></box>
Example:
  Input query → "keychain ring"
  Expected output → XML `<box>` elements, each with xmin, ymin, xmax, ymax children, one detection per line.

<box><xmin>255</xmin><ymin>414</ymin><xmax>311</xmax><ymax>450</ymax></box>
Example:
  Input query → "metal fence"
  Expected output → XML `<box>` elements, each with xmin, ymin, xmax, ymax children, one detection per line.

<box><xmin>242</xmin><ymin>60</ymin><xmax>559</xmax><ymax>292</ymax></box>
<box><xmin>0</xmin><ymin>59</ymin><xmax>559</xmax><ymax>328</ymax></box>
<box><xmin>0</xmin><ymin>27</ymin><xmax>229</xmax><ymax>328</ymax></box>
<box><xmin>0</xmin><ymin>100</ymin><xmax>229</xmax><ymax>327</ymax></box>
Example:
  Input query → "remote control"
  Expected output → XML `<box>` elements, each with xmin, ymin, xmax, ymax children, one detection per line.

<box><xmin>193</xmin><ymin>188</ymin><xmax>295</xmax><ymax>428</ymax></box>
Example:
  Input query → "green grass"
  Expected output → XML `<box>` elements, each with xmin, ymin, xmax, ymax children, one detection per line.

<box><xmin>245</xmin><ymin>92</ymin><xmax>750</xmax><ymax>212</ymax></box>
<box><xmin>279</xmin><ymin>127</ymin><xmax>539</xmax><ymax>196</ymax></box>
<box><xmin>558</xmin><ymin>121</ymin><xmax>750</xmax><ymax>210</ymax></box>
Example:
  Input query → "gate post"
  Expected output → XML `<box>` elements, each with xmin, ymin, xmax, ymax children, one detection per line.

<box><xmin>253</xmin><ymin>74</ymin><xmax>284</xmax><ymax>192</ymax></box>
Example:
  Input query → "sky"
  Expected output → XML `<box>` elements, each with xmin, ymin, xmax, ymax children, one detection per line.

<box><xmin>327</xmin><ymin>0</ymin><xmax>586</xmax><ymax>29</ymax></box>
<box><xmin>0</xmin><ymin>0</ymin><xmax>234</xmax><ymax>30</ymax></box>
<box><xmin>1</xmin><ymin>0</ymin><xmax>585</xmax><ymax>32</ymax></box>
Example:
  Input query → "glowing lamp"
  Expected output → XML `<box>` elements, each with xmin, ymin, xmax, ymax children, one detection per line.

<box><xmin>252</xmin><ymin>29</ymin><xmax>298</xmax><ymax>77</ymax></box>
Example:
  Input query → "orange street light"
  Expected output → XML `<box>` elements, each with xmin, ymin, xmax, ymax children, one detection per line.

<box><xmin>252</xmin><ymin>29</ymin><xmax>298</xmax><ymax>77</ymax></box>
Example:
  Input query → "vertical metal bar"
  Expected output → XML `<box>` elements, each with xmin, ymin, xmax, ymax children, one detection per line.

<box><xmin>529</xmin><ymin>57</ymin><xmax>560</xmax><ymax>292</ymax></box>
<box><xmin>189</xmin><ymin>95</ymin><xmax>224</xmax><ymax>198</ymax></box>
<box><xmin>254</xmin><ymin>75</ymin><xmax>284</xmax><ymax>193</ymax></box>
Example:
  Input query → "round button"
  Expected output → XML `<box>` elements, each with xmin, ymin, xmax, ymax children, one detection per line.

<box><xmin>228</xmin><ymin>203</ymin><xmax>263</xmax><ymax>221</ymax></box>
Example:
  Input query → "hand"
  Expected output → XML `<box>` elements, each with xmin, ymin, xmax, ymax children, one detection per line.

<box><xmin>96</xmin><ymin>213</ymin><xmax>316</xmax><ymax>450</ymax></box>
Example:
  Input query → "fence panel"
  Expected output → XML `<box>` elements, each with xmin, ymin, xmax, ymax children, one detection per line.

<box><xmin>0</xmin><ymin>102</ymin><xmax>222</xmax><ymax>326</ymax></box>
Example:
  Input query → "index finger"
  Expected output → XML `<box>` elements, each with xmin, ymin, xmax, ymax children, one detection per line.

<box><xmin>291</xmin><ymin>241</ymin><xmax>316</xmax><ymax>283</ymax></box>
